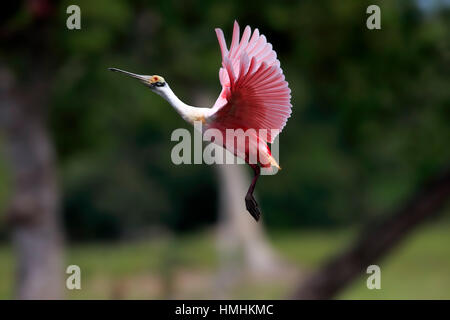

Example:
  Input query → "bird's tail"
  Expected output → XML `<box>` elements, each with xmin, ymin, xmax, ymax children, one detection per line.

<box><xmin>267</xmin><ymin>154</ymin><xmax>281</xmax><ymax>170</ymax></box>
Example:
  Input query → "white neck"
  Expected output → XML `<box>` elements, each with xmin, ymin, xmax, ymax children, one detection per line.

<box><xmin>157</xmin><ymin>84</ymin><xmax>207</xmax><ymax>124</ymax></box>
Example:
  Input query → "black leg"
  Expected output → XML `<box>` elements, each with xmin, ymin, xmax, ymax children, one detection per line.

<box><xmin>245</xmin><ymin>164</ymin><xmax>261</xmax><ymax>221</ymax></box>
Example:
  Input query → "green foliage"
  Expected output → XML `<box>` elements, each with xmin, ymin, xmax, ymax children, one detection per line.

<box><xmin>1</xmin><ymin>0</ymin><xmax>449</xmax><ymax>235</ymax></box>
<box><xmin>1</xmin><ymin>222</ymin><xmax>450</xmax><ymax>298</ymax></box>
<box><xmin>50</xmin><ymin>0</ymin><xmax>450</xmax><ymax>232</ymax></box>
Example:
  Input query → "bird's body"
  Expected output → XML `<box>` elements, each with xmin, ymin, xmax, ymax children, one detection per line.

<box><xmin>110</xmin><ymin>21</ymin><xmax>292</xmax><ymax>221</ymax></box>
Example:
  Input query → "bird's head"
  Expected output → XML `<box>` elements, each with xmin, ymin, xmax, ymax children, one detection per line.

<box><xmin>109</xmin><ymin>68</ymin><xmax>167</xmax><ymax>93</ymax></box>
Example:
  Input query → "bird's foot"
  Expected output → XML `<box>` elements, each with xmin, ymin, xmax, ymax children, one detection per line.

<box><xmin>245</xmin><ymin>194</ymin><xmax>261</xmax><ymax>221</ymax></box>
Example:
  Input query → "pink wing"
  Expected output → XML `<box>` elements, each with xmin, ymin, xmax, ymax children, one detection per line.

<box><xmin>209</xmin><ymin>20</ymin><xmax>292</xmax><ymax>143</ymax></box>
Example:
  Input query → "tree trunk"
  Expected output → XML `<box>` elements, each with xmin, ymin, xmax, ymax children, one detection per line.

<box><xmin>0</xmin><ymin>67</ymin><xmax>63</xmax><ymax>299</ymax></box>
<box><xmin>292</xmin><ymin>168</ymin><xmax>450</xmax><ymax>299</ymax></box>
<box><xmin>215</xmin><ymin>164</ymin><xmax>291</xmax><ymax>298</ymax></box>
<box><xmin>216</xmin><ymin>164</ymin><xmax>285</xmax><ymax>274</ymax></box>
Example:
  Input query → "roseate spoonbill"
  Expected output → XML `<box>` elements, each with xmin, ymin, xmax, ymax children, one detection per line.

<box><xmin>109</xmin><ymin>21</ymin><xmax>292</xmax><ymax>221</ymax></box>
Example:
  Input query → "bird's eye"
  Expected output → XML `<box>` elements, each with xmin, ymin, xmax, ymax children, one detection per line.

<box><xmin>149</xmin><ymin>75</ymin><xmax>165</xmax><ymax>87</ymax></box>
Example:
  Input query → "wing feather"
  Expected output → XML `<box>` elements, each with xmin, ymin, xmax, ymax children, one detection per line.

<box><xmin>210</xmin><ymin>21</ymin><xmax>292</xmax><ymax>143</ymax></box>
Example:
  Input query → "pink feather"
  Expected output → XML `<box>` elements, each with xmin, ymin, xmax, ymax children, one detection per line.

<box><xmin>209</xmin><ymin>21</ymin><xmax>292</xmax><ymax>167</ymax></box>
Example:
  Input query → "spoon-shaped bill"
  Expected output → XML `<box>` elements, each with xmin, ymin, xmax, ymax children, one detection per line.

<box><xmin>109</xmin><ymin>68</ymin><xmax>148</xmax><ymax>82</ymax></box>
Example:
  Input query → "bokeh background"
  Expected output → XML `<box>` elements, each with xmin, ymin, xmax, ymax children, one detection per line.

<box><xmin>0</xmin><ymin>0</ymin><xmax>449</xmax><ymax>299</ymax></box>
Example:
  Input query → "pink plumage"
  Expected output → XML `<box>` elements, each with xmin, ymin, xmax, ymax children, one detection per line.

<box><xmin>208</xmin><ymin>21</ymin><xmax>292</xmax><ymax>169</ymax></box>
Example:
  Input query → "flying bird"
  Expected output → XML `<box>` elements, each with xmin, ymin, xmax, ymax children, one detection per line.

<box><xmin>109</xmin><ymin>21</ymin><xmax>292</xmax><ymax>221</ymax></box>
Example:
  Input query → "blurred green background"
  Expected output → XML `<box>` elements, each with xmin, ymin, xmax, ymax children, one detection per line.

<box><xmin>0</xmin><ymin>0</ymin><xmax>449</xmax><ymax>299</ymax></box>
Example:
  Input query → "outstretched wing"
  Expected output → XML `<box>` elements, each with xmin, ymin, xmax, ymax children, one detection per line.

<box><xmin>208</xmin><ymin>21</ymin><xmax>292</xmax><ymax>143</ymax></box>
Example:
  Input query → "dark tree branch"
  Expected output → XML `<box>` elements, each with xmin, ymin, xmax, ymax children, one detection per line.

<box><xmin>292</xmin><ymin>168</ymin><xmax>450</xmax><ymax>299</ymax></box>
